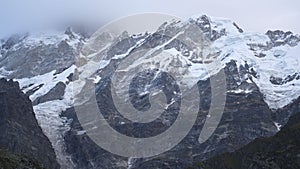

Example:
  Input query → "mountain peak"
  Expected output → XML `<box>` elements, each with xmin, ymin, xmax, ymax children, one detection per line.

<box><xmin>189</xmin><ymin>14</ymin><xmax>243</xmax><ymax>40</ymax></box>
<box><xmin>266</xmin><ymin>30</ymin><xmax>300</xmax><ymax>47</ymax></box>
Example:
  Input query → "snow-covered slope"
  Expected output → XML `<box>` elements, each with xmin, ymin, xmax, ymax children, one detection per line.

<box><xmin>0</xmin><ymin>15</ymin><xmax>299</xmax><ymax>168</ymax></box>
<box><xmin>0</xmin><ymin>28</ymin><xmax>85</xmax><ymax>168</ymax></box>
<box><xmin>188</xmin><ymin>15</ymin><xmax>300</xmax><ymax>110</ymax></box>
<box><xmin>214</xmin><ymin>31</ymin><xmax>300</xmax><ymax>109</ymax></box>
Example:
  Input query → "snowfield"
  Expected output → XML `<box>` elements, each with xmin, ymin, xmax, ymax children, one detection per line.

<box><xmin>0</xmin><ymin>15</ymin><xmax>299</xmax><ymax>168</ymax></box>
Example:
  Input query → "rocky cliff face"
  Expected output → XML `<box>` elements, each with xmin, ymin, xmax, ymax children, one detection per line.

<box><xmin>62</xmin><ymin>60</ymin><xmax>299</xmax><ymax>169</ymax></box>
<box><xmin>0</xmin><ymin>78</ymin><xmax>60</xmax><ymax>169</ymax></box>
<box><xmin>193</xmin><ymin>111</ymin><xmax>300</xmax><ymax>169</ymax></box>
<box><xmin>60</xmin><ymin>15</ymin><xmax>300</xmax><ymax>168</ymax></box>
<box><xmin>0</xmin><ymin>14</ymin><xmax>299</xmax><ymax>169</ymax></box>
<box><xmin>0</xmin><ymin>29</ymin><xmax>86</xmax><ymax>168</ymax></box>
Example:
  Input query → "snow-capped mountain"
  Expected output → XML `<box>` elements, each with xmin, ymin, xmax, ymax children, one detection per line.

<box><xmin>0</xmin><ymin>15</ymin><xmax>299</xmax><ymax>169</ymax></box>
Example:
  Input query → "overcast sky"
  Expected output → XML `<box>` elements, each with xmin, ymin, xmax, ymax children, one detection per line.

<box><xmin>0</xmin><ymin>0</ymin><xmax>299</xmax><ymax>37</ymax></box>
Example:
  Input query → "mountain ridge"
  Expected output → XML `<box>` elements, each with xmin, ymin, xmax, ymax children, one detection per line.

<box><xmin>0</xmin><ymin>14</ymin><xmax>299</xmax><ymax>168</ymax></box>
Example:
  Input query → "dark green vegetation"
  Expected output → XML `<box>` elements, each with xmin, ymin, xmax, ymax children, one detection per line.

<box><xmin>192</xmin><ymin>112</ymin><xmax>300</xmax><ymax>169</ymax></box>
<box><xmin>0</xmin><ymin>149</ymin><xmax>43</xmax><ymax>169</ymax></box>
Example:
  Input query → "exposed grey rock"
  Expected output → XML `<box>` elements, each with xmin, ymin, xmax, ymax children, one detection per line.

<box><xmin>266</xmin><ymin>30</ymin><xmax>300</xmax><ymax>47</ymax></box>
<box><xmin>233</xmin><ymin>22</ymin><xmax>244</xmax><ymax>33</ymax></box>
<box><xmin>61</xmin><ymin>60</ymin><xmax>294</xmax><ymax>169</ymax></box>
<box><xmin>59</xmin><ymin>17</ymin><xmax>300</xmax><ymax>168</ymax></box>
<box><xmin>0</xmin><ymin>15</ymin><xmax>300</xmax><ymax>169</ymax></box>
<box><xmin>0</xmin><ymin>29</ymin><xmax>85</xmax><ymax>79</ymax></box>
<box><xmin>193</xmin><ymin>110</ymin><xmax>300</xmax><ymax>169</ymax></box>
<box><xmin>33</xmin><ymin>81</ymin><xmax>66</xmax><ymax>105</ymax></box>
<box><xmin>0</xmin><ymin>78</ymin><xmax>60</xmax><ymax>169</ymax></box>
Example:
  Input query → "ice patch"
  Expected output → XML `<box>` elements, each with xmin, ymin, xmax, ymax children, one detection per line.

<box><xmin>127</xmin><ymin>157</ymin><xmax>134</xmax><ymax>169</ymax></box>
<box><xmin>16</xmin><ymin>65</ymin><xmax>76</xmax><ymax>101</ymax></box>
<box><xmin>212</xmin><ymin>30</ymin><xmax>300</xmax><ymax>109</ymax></box>
<box><xmin>227</xmin><ymin>88</ymin><xmax>252</xmax><ymax>94</ymax></box>
<box><xmin>33</xmin><ymin>100</ymin><xmax>73</xmax><ymax>168</ymax></box>
<box><xmin>273</xmin><ymin>122</ymin><xmax>282</xmax><ymax>131</ymax></box>
<box><xmin>15</xmin><ymin>65</ymin><xmax>78</xmax><ymax>168</ymax></box>
<box><xmin>76</xmin><ymin>130</ymin><xmax>87</xmax><ymax>135</ymax></box>
<box><xmin>90</xmin><ymin>75</ymin><xmax>101</xmax><ymax>84</ymax></box>
<box><xmin>246</xmin><ymin>78</ymin><xmax>253</xmax><ymax>83</ymax></box>
<box><xmin>165</xmin><ymin>98</ymin><xmax>176</xmax><ymax>109</ymax></box>
<box><xmin>0</xmin><ymin>67</ymin><xmax>13</xmax><ymax>78</ymax></box>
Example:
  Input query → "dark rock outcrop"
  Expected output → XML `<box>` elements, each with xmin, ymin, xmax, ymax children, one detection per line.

<box><xmin>1</xmin><ymin>15</ymin><xmax>299</xmax><ymax>169</ymax></box>
<box><xmin>192</xmin><ymin>111</ymin><xmax>300</xmax><ymax>169</ymax></box>
<box><xmin>33</xmin><ymin>81</ymin><xmax>66</xmax><ymax>105</ymax></box>
<box><xmin>62</xmin><ymin>61</ymin><xmax>282</xmax><ymax>169</ymax></box>
<box><xmin>0</xmin><ymin>78</ymin><xmax>60</xmax><ymax>169</ymax></box>
<box><xmin>266</xmin><ymin>30</ymin><xmax>300</xmax><ymax>47</ymax></box>
<box><xmin>0</xmin><ymin>33</ymin><xmax>82</xmax><ymax>79</ymax></box>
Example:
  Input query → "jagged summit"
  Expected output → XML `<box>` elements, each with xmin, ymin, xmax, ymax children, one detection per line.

<box><xmin>189</xmin><ymin>14</ymin><xmax>244</xmax><ymax>39</ymax></box>
<box><xmin>0</xmin><ymin>14</ymin><xmax>299</xmax><ymax>169</ymax></box>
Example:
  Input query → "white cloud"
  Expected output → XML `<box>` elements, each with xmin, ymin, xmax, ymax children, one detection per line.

<box><xmin>0</xmin><ymin>0</ymin><xmax>299</xmax><ymax>37</ymax></box>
